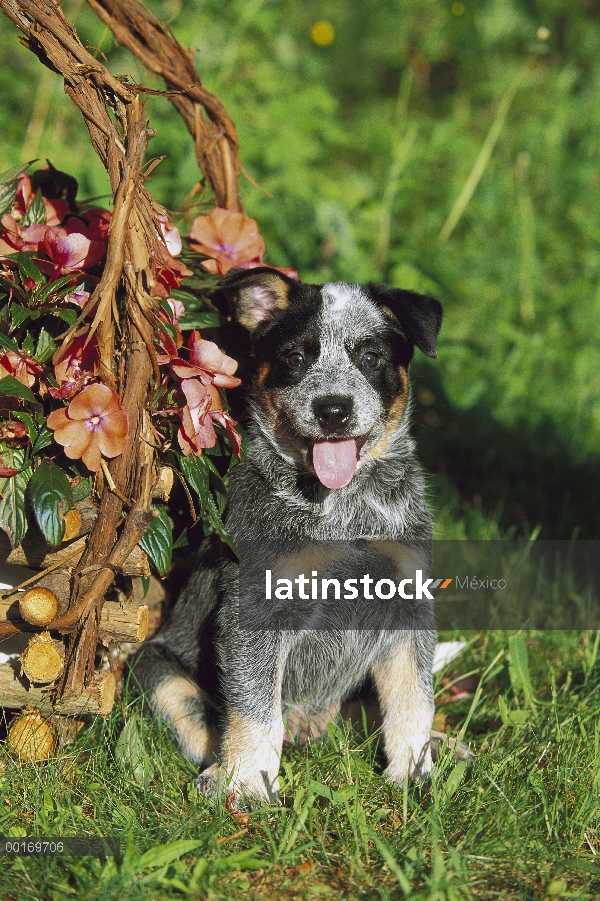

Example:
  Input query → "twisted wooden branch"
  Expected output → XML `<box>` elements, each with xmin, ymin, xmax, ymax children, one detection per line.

<box><xmin>0</xmin><ymin>0</ymin><xmax>161</xmax><ymax>701</ymax></box>
<box><xmin>87</xmin><ymin>0</ymin><xmax>242</xmax><ymax>211</ymax></box>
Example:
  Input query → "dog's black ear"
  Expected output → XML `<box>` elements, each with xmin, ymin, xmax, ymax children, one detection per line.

<box><xmin>219</xmin><ymin>267</ymin><xmax>297</xmax><ymax>331</ymax></box>
<box><xmin>368</xmin><ymin>284</ymin><xmax>443</xmax><ymax>358</ymax></box>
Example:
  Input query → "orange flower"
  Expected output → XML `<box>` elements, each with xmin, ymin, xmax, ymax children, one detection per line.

<box><xmin>47</xmin><ymin>383</ymin><xmax>128</xmax><ymax>472</ymax></box>
<box><xmin>188</xmin><ymin>208</ymin><xmax>265</xmax><ymax>275</ymax></box>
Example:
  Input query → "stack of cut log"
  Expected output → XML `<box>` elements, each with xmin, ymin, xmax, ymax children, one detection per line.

<box><xmin>0</xmin><ymin>497</ymin><xmax>151</xmax><ymax>717</ymax></box>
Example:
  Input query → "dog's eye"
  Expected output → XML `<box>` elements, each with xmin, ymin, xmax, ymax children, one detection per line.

<box><xmin>360</xmin><ymin>352</ymin><xmax>380</xmax><ymax>370</ymax></box>
<box><xmin>287</xmin><ymin>352</ymin><xmax>305</xmax><ymax>370</ymax></box>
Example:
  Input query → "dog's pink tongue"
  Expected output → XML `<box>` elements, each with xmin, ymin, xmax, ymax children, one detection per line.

<box><xmin>312</xmin><ymin>439</ymin><xmax>357</xmax><ymax>489</ymax></box>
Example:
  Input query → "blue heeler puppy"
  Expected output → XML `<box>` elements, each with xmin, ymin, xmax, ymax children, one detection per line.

<box><xmin>131</xmin><ymin>267</ymin><xmax>443</xmax><ymax>805</ymax></box>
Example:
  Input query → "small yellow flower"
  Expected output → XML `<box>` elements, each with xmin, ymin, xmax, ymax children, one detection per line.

<box><xmin>310</xmin><ymin>21</ymin><xmax>335</xmax><ymax>46</ymax></box>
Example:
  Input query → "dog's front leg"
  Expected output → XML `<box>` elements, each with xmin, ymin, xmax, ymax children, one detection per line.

<box><xmin>372</xmin><ymin>633</ymin><xmax>435</xmax><ymax>783</ymax></box>
<box><xmin>196</xmin><ymin>633</ymin><xmax>285</xmax><ymax>805</ymax></box>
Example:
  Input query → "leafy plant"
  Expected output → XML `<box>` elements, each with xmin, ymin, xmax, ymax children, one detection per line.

<box><xmin>0</xmin><ymin>163</ymin><xmax>295</xmax><ymax>563</ymax></box>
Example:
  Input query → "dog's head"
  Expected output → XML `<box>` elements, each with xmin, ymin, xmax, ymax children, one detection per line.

<box><xmin>220</xmin><ymin>267</ymin><xmax>442</xmax><ymax>490</ymax></box>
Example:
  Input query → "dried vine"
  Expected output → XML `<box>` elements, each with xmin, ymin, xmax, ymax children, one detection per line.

<box><xmin>86</xmin><ymin>0</ymin><xmax>243</xmax><ymax>211</ymax></box>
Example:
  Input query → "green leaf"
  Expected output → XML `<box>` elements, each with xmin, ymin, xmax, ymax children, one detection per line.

<box><xmin>115</xmin><ymin>714</ymin><xmax>154</xmax><ymax>787</ymax></box>
<box><xmin>179</xmin><ymin>453</ymin><xmax>209</xmax><ymax>506</ymax></box>
<box><xmin>17</xmin><ymin>252</ymin><xmax>45</xmax><ymax>287</ymax></box>
<box><xmin>28</xmin><ymin>460</ymin><xmax>73</xmax><ymax>546</ymax></box>
<box><xmin>0</xmin><ymin>374</ymin><xmax>38</xmax><ymax>405</ymax></box>
<box><xmin>21</xmin><ymin>188</ymin><xmax>46</xmax><ymax>226</ymax></box>
<box><xmin>204</xmin><ymin>456</ymin><xmax>227</xmax><ymax>509</ymax></box>
<box><xmin>34</xmin><ymin>326</ymin><xmax>57</xmax><ymax>363</ymax></box>
<box><xmin>9</xmin><ymin>304</ymin><xmax>32</xmax><ymax>331</ymax></box>
<box><xmin>169</xmin><ymin>288</ymin><xmax>202</xmax><ymax>308</ymax></box>
<box><xmin>445</xmin><ymin>760</ymin><xmax>468</xmax><ymax>800</ymax></box>
<box><xmin>179</xmin><ymin>312</ymin><xmax>221</xmax><ymax>330</ymax></box>
<box><xmin>40</xmin><ymin>275</ymin><xmax>81</xmax><ymax>302</ymax></box>
<box><xmin>134</xmin><ymin>840</ymin><xmax>203</xmax><ymax>874</ymax></box>
<box><xmin>32</xmin><ymin>429</ymin><xmax>52</xmax><ymax>455</ymax></box>
<box><xmin>0</xmin><ymin>180</ymin><xmax>18</xmax><ymax>219</ymax></box>
<box><xmin>498</xmin><ymin>694</ymin><xmax>510</xmax><ymax>725</ymax></box>
<box><xmin>0</xmin><ymin>164</ymin><xmax>35</xmax><ymax>220</ymax></box>
<box><xmin>0</xmin><ymin>276</ymin><xmax>28</xmax><ymax>306</ymax></box>
<box><xmin>170</xmin><ymin>287</ymin><xmax>219</xmax><ymax>312</ymax></box>
<box><xmin>368</xmin><ymin>829</ymin><xmax>412</xmax><ymax>894</ymax></box>
<box><xmin>0</xmin><ymin>163</ymin><xmax>33</xmax><ymax>183</ymax></box>
<box><xmin>0</xmin><ymin>331</ymin><xmax>20</xmax><ymax>353</ymax></box>
<box><xmin>172</xmin><ymin>527</ymin><xmax>189</xmax><ymax>550</ymax></box>
<box><xmin>21</xmin><ymin>333</ymin><xmax>35</xmax><ymax>355</ymax></box>
<box><xmin>138</xmin><ymin>505</ymin><xmax>173</xmax><ymax>576</ymax></box>
<box><xmin>71</xmin><ymin>475</ymin><xmax>93</xmax><ymax>503</ymax></box>
<box><xmin>54</xmin><ymin>308</ymin><xmax>78</xmax><ymax>327</ymax></box>
<box><xmin>204</xmin><ymin>491</ymin><xmax>236</xmax><ymax>553</ymax></box>
<box><xmin>179</xmin><ymin>455</ymin><xmax>235</xmax><ymax>551</ymax></box>
<box><xmin>508</xmin><ymin>635</ymin><xmax>535</xmax><ymax>706</ymax></box>
<box><xmin>0</xmin><ymin>446</ymin><xmax>32</xmax><ymax>547</ymax></box>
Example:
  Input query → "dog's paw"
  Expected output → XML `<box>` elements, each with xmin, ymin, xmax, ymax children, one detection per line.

<box><xmin>195</xmin><ymin>762</ymin><xmax>279</xmax><ymax>807</ymax></box>
<box><xmin>429</xmin><ymin>730</ymin><xmax>474</xmax><ymax>766</ymax></box>
<box><xmin>384</xmin><ymin>743</ymin><xmax>433</xmax><ymax>785</ymax></box>
<box><xmin>195</xmin><ymin>762</ymin><xmax>224</xmax><ymax>799</ymax></box>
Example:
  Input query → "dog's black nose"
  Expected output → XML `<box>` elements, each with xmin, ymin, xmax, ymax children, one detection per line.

<box><xmin>313</xmin><ymin>396</ymin><xmax>353</xmax><ymax>432</ymax></box>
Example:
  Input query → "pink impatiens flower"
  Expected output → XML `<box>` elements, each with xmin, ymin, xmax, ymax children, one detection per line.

<box><xmin>47</xmin><ymin>382</ymin><xmax>129</xmax><ymax>473</ymax></box>
<box><xmin>0</xmin><ymin>350</ymin><xmax>43</xmax><ymax>388</ymax></box>
<box><xmin>0</xmin><ymin>214</ymin><xmax>48</xmax><ymax>256</ymax></box>
<box><xmin>177</xmin><ymin>378</ymin><xmax>242</xmax><ymax>458</ymax></box>
<box><xmin>187</xmin><ymin>330</ymin><xmax>241</xmax><ymax>388</ymax></box>
<box><xmin>50</xmin><ymin>333</ymin><xmax>98</xmax><ymax>400</ymax></box>
<box><xmin>156</xmin><ymin>330</ymin><xmax>241</xmax><ymax>389</ymax></box>
<box><xmin>188</xmin><ymin>208</ymin><xmax>265</xmax><ymax>275</ymax></box>
<box><xmin>84</xmin><ymin>208</ymin><xmax>112</xmax><ymax>241</ymax></box>
<box><xmin>154</xmin><ymin>250</ymin><xmax>194</xmax><ymax>298</ymax></box>
<box><xmin>158</xmin><ymin>215</ymin><xmax>183</xmax><ymax>257</ymax></box>
<box><xmin>42</xmin><ymin>219</ymin><xmax>105</xmax><ymax>276</ymax></box>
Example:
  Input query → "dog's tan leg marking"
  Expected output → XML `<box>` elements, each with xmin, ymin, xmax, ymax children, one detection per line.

<box><xmin>199</xmin><ymin>653</ymin><xmax>286</xmax><ymax>804</ymax></box>
<box><xmin>200</xmin><ymin>713</ymin><xmax>284</xmax><ymax>803</ymax></box>
<box><xmin>372</xmin><ymin>643</ymin><xmax>434</xmax><ymax>782</ymax></box>
<box><xmin>153</xmin><ymin>676</ymin><xmax>220</xmax><ymax>766</ymax></box>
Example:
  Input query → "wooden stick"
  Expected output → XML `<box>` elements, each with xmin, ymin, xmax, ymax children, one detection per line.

<box><xmin>0</xmin><ymin>665</ymin><xmax>115</xmax><ymax>716</ymax></box>
<box><xmin>1</xmin><ymin>597</ymin><xmax>149</xmax><ymax>644</ymax></box>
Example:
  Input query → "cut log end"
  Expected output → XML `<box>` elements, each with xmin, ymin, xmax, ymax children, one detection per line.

<box><xmin>20</xmin><ymin>632</ymin><xmax>64</xmax><ymax>684</ymax></box>
<box><xmin>8</xmin><ymin>706</ymin><xmax>56</xmax><ymax>761</ymax></box>
<box><xmin>63</xmin><ymin>508</ymin><xmax>83</xmax><ymax>541</ymax></box>
<box><xmin>19</xmin><ymin>587</ymin><xmax>60</xmax><ymax>627</ymax></box>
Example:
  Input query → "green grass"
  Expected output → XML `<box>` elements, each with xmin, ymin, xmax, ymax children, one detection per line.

<box><xmin>1</xmin><ymin>630</ymin><xmax>599</xmax><ymax>900</ymax></box>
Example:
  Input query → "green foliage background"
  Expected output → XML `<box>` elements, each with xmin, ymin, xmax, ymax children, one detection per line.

<box><xmin>1</xmin><ymin>0</ymin><xmax>599</xmax><ymax>536</ymax></box>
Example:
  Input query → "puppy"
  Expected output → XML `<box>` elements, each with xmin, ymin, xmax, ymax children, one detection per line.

<box><xmin>131</xmin><ymin>267</ymin><xmax>443</xmax><ymax>803</ymax></box>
